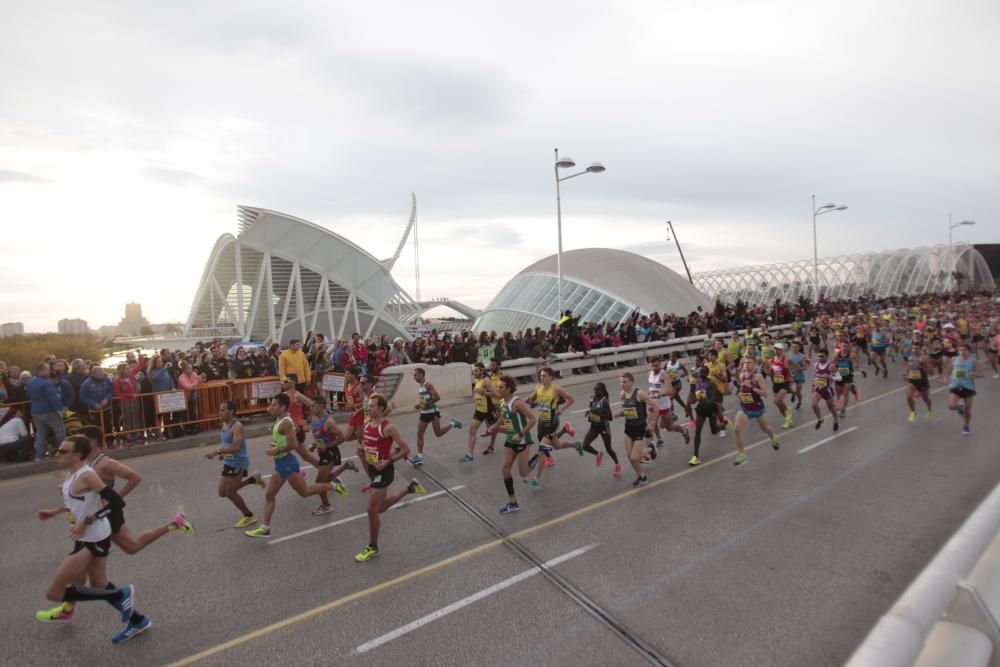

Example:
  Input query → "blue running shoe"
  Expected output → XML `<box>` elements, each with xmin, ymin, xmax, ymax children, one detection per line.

<box><xmin>963</xmin><ymin>426</ymin><xmax>971</xmax><ymax>436</ymax></box>
<box><xmin>459</xmin><ymin>454</ymin><xmax>474</xmax><ymax>463</ymax></box>
<box><xmin>112</xmin><ymin>616</ymin><xmax>151</xmax><ymax>644</ymax></box>
<box><xmin>111</xmin><ymin>585</ymin><xmax>135</xmax><ymax>623</ymax></box>
<box><xmin>499</xmin><ymin>502</ymin><xmax>520</xmax><ymax>514</ymax></box>
<box><xmin>648</xmin><ymin>444</ymin><xmax>658</xmax><ymax>460</ymax></box>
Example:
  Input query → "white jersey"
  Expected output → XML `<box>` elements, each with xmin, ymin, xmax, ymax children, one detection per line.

<box><xmin>647</xmin><ymin>370</ymin><xmax>673</xmax><ymax>411</ymax></box>
<box><xmin>63</xmin><ymin>465</ymin><xmax>111</xmax><ymax>542</ymax></box>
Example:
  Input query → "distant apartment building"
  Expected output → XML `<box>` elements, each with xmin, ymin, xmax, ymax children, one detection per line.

<box><xmin>0</xmin><ymin>322</ymin><xmax>24</xmax><ymax>337</ymax></box>
<box><xmin>116</xmin><ymin>302</ymin><xmax>151</xmax><ymax>335</ymax></box>
<box><xmin>58</xmin><ymin>318</ymin><xmax>89</xmax><ymax>335</ymax></box>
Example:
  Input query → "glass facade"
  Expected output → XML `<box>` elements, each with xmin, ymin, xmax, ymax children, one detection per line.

<box><xmin>693</xmin><ymin>244</ymin><xmax>996</xmax><ymax>307</ymax></box>
<box><xmin>473</xmin><ymin>273</ymin><xmax>640</xmax><ymax>334</ymax></box>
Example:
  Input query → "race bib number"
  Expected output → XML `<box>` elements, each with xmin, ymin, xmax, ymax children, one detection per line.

<box><xmin>908</xmin><ymin>370</ymin><xmax>922</xmax><ymax>380</ymax></box>
<box><xmin>501</xmin><ymin>418</ymin><xmax>514</xmax><ymax>432</ymax></box>
<box><xmin>815</xmin><ymin>377</ymin><xmax>828</xmax><ymax>388</ymax></box>
<box><xmin>223</xmin><ymin>453</ymin><xmax>233</xmax><ymax>460</ymax></box>
<box><xmin>623</xmin><ymin>407</ymin><xmax>638</xmax><ymax>419</ymax></box>
<box><xmin>838</xmin><ymin>367</ymin><xmax>849</xmax><ymax>376</ymax></box>
<box><xmin>954</xmin><ymin>369</ymin><xmax>969</xmax><ymax>379</ymax></box>
<box><xmin>688</xmin><ymin>375</ymin><xmax>697</xmax><ymax>385</ymax></box>
<box><xmin>538</xmin><ymin>405</ymin><xmax>551</xmax><ymax>420</ymax></box>
<box><xmin>364</xmin><ymin>448</ymin><xmax>379</xmax><ymax>465</ymax></box>
<box><xmin>695</xmin><ymin>390</ymin><xmax>707</xmax><ymax>401</ymax></box>
<box><xmin>739</xmin><ymin>392</ymin><xmax>754</xmax><ymax>404</ymax></box>
<box><xmin>589</xmin><ymin>412</ymin><xmax>602</xmax><ymax>423</ymax></box>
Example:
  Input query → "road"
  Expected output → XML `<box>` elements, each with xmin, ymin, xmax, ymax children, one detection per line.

<box><xmin>2</xmin><ymin>364</ymin><xmax>998</xmax><ymax>666</ymax></box>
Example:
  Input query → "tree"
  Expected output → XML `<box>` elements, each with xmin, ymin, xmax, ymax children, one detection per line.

<box><xmin>139</xmin><ymin>326</ymin><xmax>154</xmax><ymax>336</ymax></box>
<box><xmin>0</xmin><ymin>334</ymin><xmax>105</xmax><ymax>371</ymax></box>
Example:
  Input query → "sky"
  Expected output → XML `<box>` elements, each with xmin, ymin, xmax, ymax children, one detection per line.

<box><xmin>1</xmin><ymin>0</ymin><xmax>997</xmax><ymax>332</ymax></box>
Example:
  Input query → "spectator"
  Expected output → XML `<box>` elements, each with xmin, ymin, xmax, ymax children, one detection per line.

<box><xmin>112</xmin><ymin>363</ymin><xmax>142</xmax><ymax>445</ymax></box>
<box><xmin>351</xmin><ymin>333</ymin><xmax>369</xmax><ymax>373</ymax></box>
<box><xmin>0</xmin><ymin>407</ymin><xmax>33</xmax><ymax>461</ymax></box>
<box><xmin>80</xmin><ymin>366</ymin><xmax>114</xmax><ymax>445</ymax></box>
<box><xmin>27</xmin><ymin>362</ymin><xmax>65</xmax><ymax>461</ymax></box>
<box><xmin>278</xmin><ymin>339</ymin><xmax>311</xmax><ymax>391</ymax></box>
<box><xmin>388</xmin><ymin>337</ymin><xmax>411</xmax><ymax>365</ymax></box>
<box><xmin>148</xmin><ymin>355</ymin><xmax>176</xmax><ymax>440</ymax></box>
<box><xmin>66</xmin><ymin>358</ymin><xmax>88</xmax><ymax>414</ymax></box>
<box><xmin>177</xmin><ymin>361</ymin><xmax>204</xmax><ymax>434</ymax></box>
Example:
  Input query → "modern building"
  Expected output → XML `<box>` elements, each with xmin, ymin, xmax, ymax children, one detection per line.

<box><xmin>57</xmin><ymin>318</ymin><xmax>89</xmax><ymax>335</ymax></box>
<box><xmin>473</xmin><ymin>248</ymin><xmax>714</xmax><ymax>334</ymax></box>
<box><xmin>0</xmin><ymin>322</ymin><xmax>24</xmax><ymax>338</ymax></box>
<box><xmin>184</xmin><ymin>200</ymin><xmax>478</xmax><ymax>344</ymax></box>
<box><xmin>118</xmin><ymin>302</ymin><xmax>151</xmax><ymax>335</ymax></box>
<box><xmin>693</xmin><ymin>243</ymin><xmax>996</xmax><ymax>307</ymax></box>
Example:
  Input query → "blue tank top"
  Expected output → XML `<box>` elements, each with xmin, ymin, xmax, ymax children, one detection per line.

<box><xmin>950</xmin><ymin>356</ymin><xmax>975</xmax><ymax>390</ymax></box>
<box><xmin>221</xmin><ymin>419</ymin><xmax>249</xmax><ymax>470</ymax></box>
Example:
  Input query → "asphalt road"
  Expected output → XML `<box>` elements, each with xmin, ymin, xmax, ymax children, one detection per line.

<box><xmin>2</xmin><ymin>362</ymin><xmax>999</xmax><ymax>667</ymax></box>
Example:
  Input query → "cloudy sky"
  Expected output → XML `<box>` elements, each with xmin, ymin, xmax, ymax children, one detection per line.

<box><xmin>2</xmin><ymin>0</ymin><xmax>997</xmax><ymax>332</ymax></box>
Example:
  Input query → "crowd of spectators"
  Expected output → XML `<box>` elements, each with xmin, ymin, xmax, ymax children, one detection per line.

<box><xmin>1</xmin><ymin>292</ymin><xmax>992</xmax><ymax>463</ymax></box>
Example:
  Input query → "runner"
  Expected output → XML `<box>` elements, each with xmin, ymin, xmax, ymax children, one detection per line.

<box><xmin>904</xmin><ymin>346</ymin><xmax>933</xmax><ymax>422</ymax></box>
<box><xmin>947</xmin><ymin>343</ymin><xmax>983</xmax><ymax>435</ymax></box>
<box><xmin>705</xmin><ymin>349</ymin><xmax>733</xmax><ymax>435</ymax></box>
<box><xmin>787</xmin><ymin>341</ymin><xmax>810</xmax><ymax>410</ymax></box>
<box><xmin>76</xmin><ymin>426</ymin><xmax>196</xmax><ymax>551</ymax></box>
<box><xmin>35</xmin><ymin>435</ymin><xmax>148</xmax><ymax>644</ymax></box>
<box><xmin>614</xmin><ymin>372</ymin><xmax>659</xmax><ymax>487</ymax></box>
<box><xmin>769</xmin><ymin>343</ymin><xmax>795</xmax><ymax>429</ymax></box>
<box><xmin>410</xmin><ymin>367</ymin><xmax>461</xmax><ymax>466</ymax></box>
<box><xmin>870</xmin><ymin>324</ymin><xmax>891</xmax><ymax>378</ymax></box>
<box><xmin>307</xmin><ymin>395</ymin><xmax>359</xmax><ymax>516</ymax></box>
<box><xmin>203</xmin><ymin>401</ymin><xmax>265</xmax><ymax>528</ymax></box>
<box><xmin>490</xmin><ymin>374</ymin><xmax>538</xmax><ymax>515</ymax></box>
<box><xmin>732</xmin><ymin>356</ymin><xmax>779</xmax><ymax>466</ymax></box>
<box><xmin>648</xmin><ymin>356</ymin><xmax>690</xmax><ymax>449</ymax></box>
<box><xmin>579</xmin><ymin>382</ymin><xmax>621</xmax><ymax>477</ymax></box>
<box><xmin>812</xmin><ymin>349</ymin><xmax>841</xmax><ymax>432</ymax></box>
<box><xmin>689</xmin><ymin>366</ymin><xmax>722</xmax><ymax>466</ymax></box>
<box><xmin>664</xmin><ymin>352</ymin><xmax>694</xmax><ymax>425</ymax></box>
<box><xmin>245</xmin><ymin>394</ymin><xmax>333</xmax><ymax>538</ymax></box>
<box><xmin>526</xmin><ymin>367</ymin><xmax>579</xmax><ymax>485</ymax></box>
<box><xmin>834</xmin><ymin>346</ymin><xmax>857</xmax><ymax>418</ymax></box>
<box><xmin>281</xmin><ymin>373</ymin><xmax>313</xmax><ymax>447</ymax></box>
<box><xmin>462</xmin><ymin>362</ymin><xmax>498</xmax><ymax>462</ymax></box>
<box><xmin>483</xmin><ymin>358</ymin><xmax>505</xmax><ymax>453</ymax></box>
<box><xmin>355</xmin><ymin>393</ymin><xmax>427</xmax><ymax>562</ymax></box>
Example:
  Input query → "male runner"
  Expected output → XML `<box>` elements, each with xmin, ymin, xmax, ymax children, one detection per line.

<box><xmin>526</xmin><ymin>367</ymin><xmax>579</xmax><ymax>486</ymax></box>
<box><xmin>947</xmin><ymin>343</ymin><xmax>983</xmax><ymax>435</ymax></box>
<box><xmin>812</xmin><ymin>350</ymin><xmax>841</xmax><ymax>432</ymax></box>
<box><xmin>690</xmin><ymin>366</ymin><xmax>722</xmax><ymax>466</ymax></box>
<box><xmin>410</xmin><ymin>367</ymin><xmax>461</xmax><ymax>466</ymax></box>
<box><xmin>204</xmin><ymin>401</ymin><xmax>265</xmax><ymax>528</ymax></box>
<box><xmin>904</xmin><ymin>346</ymin><xmax>933</xmax><ymax>422</ymax></box>
<box><xmin>308</xmin><ymin>395</ymin><xmax>359</xmax><ymax>516</ymax></box>
<box><xmin>769</xmin><ymin>343</ymin><xmax>795</xmax><ymax>429</ymax></box>
<box><xmin>787</xmin><ymin>341</ymin><xmax>810</xmax><ymax>410</ymax></box>
<box><xmin>491</xmin><ymin>374</ymin><xmax>538</xmax><ymax>514</ymax></box>
<box><xmin>732</xmin><ymin>356</ymin><xmax>780</xmax><ymax>466</ymax></box>
<box><xmin>355</xmin><ymin>393</ymin><xmax>427</xmax><ymax>562</ymax></box>
<box><xmin>647</xmin><ymin>357</ymin><xmax>690</xmax><ymax>448</ymax></box>
<box><xmin>463</xmin><ymin>362</ymin><xmax>498</xmax><ymax>462</ymax></box>
<box><xmin>245</xmin><ymin>394</ymin><xmax>333</xmax><ymax>538</ymax></box>
<box><xmin>615</xmin><ymin>372</ymin><xmax>659</xmax><ymax>487</ymax></box>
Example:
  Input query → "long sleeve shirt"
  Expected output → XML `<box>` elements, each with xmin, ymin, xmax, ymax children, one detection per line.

<box><xmin>27</xmin><ymin>376</ymin><xmax>63</xmax><ymax>414</ymax></box>
<box><xmin>278</xmin><ymin>349</ymin><xmax>311</xmax><ymax>383</ymax></box>
<box><xmin>79</xmin><ymin>377</ymin><xmax>114</xmax><ymax>409</ymax></box>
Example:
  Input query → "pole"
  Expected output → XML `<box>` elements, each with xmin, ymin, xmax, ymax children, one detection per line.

<box><xmin>812</xmin><ymin>194</ymin><xmax>819</xmax><ymax>302</ymax></box>
<box><xmin>555</xmin><ymin>147</ymin><xmax>564</xmax><ymax>320</ymax></box>
<box><xmin>667</xmin><ymin>220</ymin><xmax>694</xmax><ymax>285</ymax></box>
<box><xmin>948</xmin><ymin>212</ymin><xmax>952</xmax><ymax>293</ymax></box>
<box><xmin>414</xmin><ymin>198</ymin><xmax>421</xmax><ymax>323</ymax></box>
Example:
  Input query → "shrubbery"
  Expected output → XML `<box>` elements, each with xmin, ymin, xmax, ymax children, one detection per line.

<box><xmin>0</xmin><ymin>334</ymin><xmax>106</xmax><ymax>370</ymax></box>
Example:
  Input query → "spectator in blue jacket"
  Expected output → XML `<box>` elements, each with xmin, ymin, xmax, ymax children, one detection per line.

<box><xmin>148</xmin><ymin>355</ymin><xmax>176</xmax><ymax>392</ymax></box>
<box><xmin>80</xmin><ymin>366</ymin><xmax>115</xmax><ymax>443</ymax></box>
<box><xmin>27</xmin><ymin>362</ymin><xmax>65</xmax><ymax>461</ymax></box>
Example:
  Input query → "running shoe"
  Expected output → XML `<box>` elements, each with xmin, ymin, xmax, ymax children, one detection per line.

<box><xmin>907</xmin><ymin>411</ymin><xmax>916</xmax><ymax>422</ymax></box>
<box><xmin>631</xmin><ymin>476</ymin><xmax>648</xmax><ymax>487</ymax></box>
<box><xmin>459</xmin><ymin>454</ymin><xmax>474</xmax><ymax>463</ymax></box>
<box><xmin>562</xmin><ymin>422</ymin><xmax>576</xmax><ymax>438</ymax></box>
<box><xmin>171</xmin><ymin>513</ymin><xmax>196</xmax><ymax>536</ymax></box>
<box><xmin>957</xmin><ymin>404</ymin><xmax>965</xmax><ymax>416</ymax></box>
<box><xmin>523</xmin><ymin>478</ymin><xmax>540</xmax><ymax>487</ymax></box>
<box><xmin>355</xmin><ymin>545</ymin><xmax>379</xmax><ymax>562</ymax></box>
<box><xmin>656</xmin><ymin>439</ymin><xmax>664</xmax><ymax>448</ymax></box>
<box><xmin>833</xmin><ymin>421</ymin><xmax>840</xmax><ymax>432</ymax></box>
<box><xmin>963</xmin><ymin>426</ymin><xmax>971</xmax><ymax>436</ymax></box>
<box><xmin>245</xmin><ymin>526</ymin><xmax>271</xmax><ymax>538</ymax></box>
<box><xmin>543</xmin><ymin>455</ymin><xmax>555</xmax><ymax>468</ymax></box>
<box><xmin>815</xmin><ymin>419</ymin><xmax>823</xmax><ymax>430</ymax></box>
<box><xmin>595</xmin><ymin>452</ymin><xmax>603</xmax><ymax>467</ymax></box>
<box><xmin>834</xmin><ymin>399</ymin><xmax>842</xmax><ymax>409</ymax></box>
<box><xmin>647</xmin><ymin>445</ymin><xmax>657</xmax><ymax>461</ymax></box>
<box><xmin>853</xmin><ymin>388</ymin><xmax>861</xmax><ymax>401</ymax></box>
<box><xmin>252</xmin><ymin>472</ymin><xmax>265</xmax><ymax>489</ymax></box>
<box><xmin>688</xmin><ymin>456</ymin><xmax>701</xmax><ymax>467</ymax></box>
<box><xmin>343</xmin><ymin>460</ymin><xmax>359</xmax><ymax>473</ymax></box>
<box><xmin>310</xmin><ymin>505</ymin><xmax>333</xmax><ymax>516</ymax></box>
<box><xmin>233</xmin><ymin>515</ymin><xmax>257</xmax><ymax>529</ymax></box>
<box><xmin>111</xmin><ymin>616</ymin><xmax>151</xmax><ymax>644</ymax></box>
<box><xmin>527</xmin><ymin>453</ymin><xmax>539</xmax><ymax>470</ymax></box>
<box><xmin>733</xmin><ymin>454</ymin><xmax>748</xmax><ymax>467</ymax></box>
<box><xmin>717</xmin><ymin>430</ymin><xmax>727</xmax><ymax>438</ymax></box>
<box><xmin>925</xmin><ymin>411</ymin><xmax>933</xmax><ymax>421</ymax></box>
<box><xmin>687</xmin><ymin>418</ymin><xmax>696</xmax><ymax>429</ymax></box>
<box><xmin>725</xmin><ymin>419</ymin><xmax>734</xmax><ymax>432</ymax></box>
<box><xmin>408</xmin><ymin>454</ymin><xmax>424</xmax><ymax>467</ymax></box>
<box><xmin>407</xmin><ymin>479</ymin><xmax>427</xmax><ymax>496</ymax></box>
<box><xmin>612</xmin><ymin>463</ymin><xmax>622</xmax><ymax>477</ymax></box>
<box><xmin>361</xmin><ymin>483</ymin><xmax>373</xmax><ymax>494</ymax></box>
<box><xmin>483</xmin><ymin>445</ymin><xmax>494</xmax><ymax>456</ymax></box>
<box><xmin>35</xmin><ymin>605</ymin><xmax>73</xmax><ymax>624</ymax></box>
<box><xmin>499</xmin><ymin>502</ymin><xmax>520</xmax><ymax>515</ymax></box>
<box><xmin>883</xmin><ymin>368</ymin><xmax>889</xmax><ymax>378</ymax></box>
<box><xmin>111</xmin><ymin>585</ymin><xmax>135</xmax><ymax>623</ymax></box>
<box><xmin>839</xmin><ymin>409</ymin><xmax>847</xmax><ymax>418</ymax></box>
<box><xmin>574</xmin><ymin>440</ymin><xmax>584</xmax><ymax>456</ymax></box>
<box><xmin>333</xmin><ymin>479</ymin><xmax>348</xmax><ymax>497</ymax></box>
<box><xmin>771</xmin><ymin>438</ymin><xmax>780</xmax><ymax>451</ymax></box>
<box><xmin>682</xmin><ymin>429</ymin><xmax>690</xmax><ymax>445</ymax></box>
<box><xmin>449</xmin><ymin>418</ymin><xmax>463</xmax><ymax>429</ymax></box>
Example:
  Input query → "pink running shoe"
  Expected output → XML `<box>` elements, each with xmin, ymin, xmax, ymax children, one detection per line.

<box><xmin>543</xmin><ymin>455</ymin><xmax>555</xmax><ymax>468</ymax></box>
<box><xmin>561</xmin><ymin>422</ymin><xmax>576</xmax><ymax>438</ymax></box>
<box><xmin>613</xmin><ymin>464</ymin><xmax>622</xmax><ymax>477</ymax></box>
<box><xmin>362</xmin><ymin>484</ymin><xmax>373</xmax><ymax>493</ymax></box>
<box><xmin>595</xmin><ymin>452</ymin><xmax>603</xmax><ymax>467</ymax></box>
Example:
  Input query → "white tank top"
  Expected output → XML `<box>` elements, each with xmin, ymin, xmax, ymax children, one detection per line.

<box><xmin>63</xmin><ymin>465</ymin><xmax>111</xmax><ymax>542</ymax></box>
<box><xmin>647</xmin><ymin>370</ymin><xmax>672</xmax><ymax>411</ymax></box>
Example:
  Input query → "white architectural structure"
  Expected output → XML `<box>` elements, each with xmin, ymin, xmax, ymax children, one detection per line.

<box><xmin>1</xmin><ymin>322</ymin><xmax>24</xmax><ymax>338</ymax></box>
<box><xmin>694</xmin><ymin>244</ymin><xmax>996</xmax><ymax>307</ymax></box>
<box><xmin>473</xmin><ymin>248</ymin><xmax>713</xmax><ymax>333</ymax></box>
<box><xmin>184</xmin><ymin>200</ymin><xmax>478</xmax><ymax>344</ymax></box>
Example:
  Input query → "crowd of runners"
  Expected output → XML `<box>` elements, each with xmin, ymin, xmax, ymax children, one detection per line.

<box><xmin>33</xmin><ymin>293</ymin><xmax>999</xmax><ymax>643</ymax></box>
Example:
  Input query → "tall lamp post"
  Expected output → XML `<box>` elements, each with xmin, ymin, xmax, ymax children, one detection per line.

<box><xmin>812</xmin><ymin>194</ymin><xmax>848</xmax><ymax>302</ymax></box>
<box><xmin>554</xmin><ymin>148</ymin><xmax>605</xmax><ymax>319</ymax></box>
<box><xmin>948</xmin><ymin>213</ymin><xmax>976</xmax><ymax>292</ymax></box>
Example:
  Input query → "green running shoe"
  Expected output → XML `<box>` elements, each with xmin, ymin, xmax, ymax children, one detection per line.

<box><xmin>771</xmin><ymin>439</ymin><xmax>780</xmax><ymax>451</ymax></box>
<box><xmin>907</xmin><ymin>412</ymin><xmax>916</xmax><ymax>422</ymax></box>
<box><xmin>333</xmin><ymin>479</ymin><xmax>348</xmax><ymax>497</ymax></box>
<box><xmin>355</xmin><ymin>544</ymin><xmax>379</xmax><ymax>562</ymax></box>
<box><xmin>407</xmin><ymin>479</ymin><xmax>427</xmax><ymax>496</ymax></box>
<box><xmin>171</xmin><ymin>513</ymin><xmax>196</xmax><ymax>536</ymax></box>
<box><xmin>925</xmin><ymin>410</ymin><xmax>933</xmax><ymax>421</ymax></box>
<box><xmin>734</xmin><ymin>454</ymin><xmax>748</xmax><ymax>466</ymax></box>
<box><xmin>35</xmin><ymin>605</ymin><xmax>73</xmax><ymax>624</ymax></box>
<box><xmin>688</xmin><ymin>456</ymin><xmax>701</xmax><ymax>466</ymax></box>
<box><xmin>245</xmin><ymin>526</ymin><xmax>271</xmax><ymax>538</ymax></box>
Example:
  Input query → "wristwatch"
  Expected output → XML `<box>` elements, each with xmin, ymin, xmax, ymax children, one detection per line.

<box><xmin>84</xmin><ymin>516</ymin><xmax>94</xmax><ymax>526</ymax></box>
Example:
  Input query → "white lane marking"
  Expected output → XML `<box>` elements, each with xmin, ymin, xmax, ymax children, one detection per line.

<box><xmin>931</xmin><ymin>385</ymin><xmax>950</xmax><ymax>394</ymax></box>
<box><xmin>353</xmin><ymin>543</ymin><xmax>598</xmax><ymax>654</ymax></box>
<box><xmin>268</xmin><ymin>486</ymin><xmax>465</xmax><ymax>545</ymax></box>
<box><xmin>797</xmin><ymin>426</ymin><xmax>859</xmax><ymax>454</ymax></box>
<box><xmin>569</xmin><ymin>401</ymin><xmax>621</xmax><ymax>415</ymax></box>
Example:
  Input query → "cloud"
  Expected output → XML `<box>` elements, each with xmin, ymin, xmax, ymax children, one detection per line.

<box><xmin>142</xmin><ymin>167</ymin><xmax>209</xmax><ymax>186</ymax></box>
<box><xmin>0</xmin><ymin>168</ymin><xmax>45</xmax><ymax>184</ymax></box>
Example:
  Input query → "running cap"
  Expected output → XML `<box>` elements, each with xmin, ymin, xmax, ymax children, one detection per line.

<box><xmin>943</xmin><ymin>322</ymin><xmax>956</xmax><ymax>329</ymax></box>
<box><xmin>774</xmin><ymin>343</ymin><xmax>787</xmax><ymax>350</ymax></box>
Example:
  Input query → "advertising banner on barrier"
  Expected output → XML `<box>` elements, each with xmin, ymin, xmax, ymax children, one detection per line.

<box><xmin>252</xmin><ymin>379</ymin><xmax>282</xmax><ymax>399</ymax></box>
<box><xmin>156</xmin><ymin>391</ymin><xmax>187</xmax><ymax>414</ymax></box>
<box><xmin>321</xmin><ymin>373</ymin><xmax>345</xmax><ymax>392</ymax></box>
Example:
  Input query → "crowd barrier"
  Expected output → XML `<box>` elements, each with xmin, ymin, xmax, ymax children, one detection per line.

<box><xmin>846</xmin><ymin>480</ymin><xmax>1000</xmax><ymax>667</ymax></box>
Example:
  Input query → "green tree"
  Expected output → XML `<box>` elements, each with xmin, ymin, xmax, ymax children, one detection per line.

<box><xmin>139</xmin><ymin>326</ymin><xmax>154</xmax><ymax>336</ymax></box>
<box><xmin>0</xmin><ymin>334</ymin><xmax>105</xmax><ymax>371</ymax></box>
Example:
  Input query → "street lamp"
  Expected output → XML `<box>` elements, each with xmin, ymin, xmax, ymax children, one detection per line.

<box><xmin>554</xmin><ymin>148</ymin><xmax>605</xmax><ymax>319</ymax></box>
<box><xmin>812</xmin><ymin>194</ymin><xmax>848</xmax><ymax>302</ymax></box>
<box><xmin>947</xmin><ymin>213</ymin><xmax>976</xmax><ymax>292</ymax></box>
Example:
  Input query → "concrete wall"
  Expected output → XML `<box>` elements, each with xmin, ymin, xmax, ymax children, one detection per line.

<box><xmin>383</xmin><ymin>363</ymin><xmax>473</xmax><ymax>412</ymax></box>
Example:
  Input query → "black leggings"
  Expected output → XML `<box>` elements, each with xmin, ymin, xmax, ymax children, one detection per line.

<box><xmin>581</xmin><ymin>423</ymin><xmax>618</xmax><ymax>464</ymax></box>
<box><xmin>693</xmin><ymin>412</ymin><xmax>719</xmax><ymax>457</ymax></box>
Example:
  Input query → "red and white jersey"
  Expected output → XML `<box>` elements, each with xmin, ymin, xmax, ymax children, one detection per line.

<box><xmin>362</xmin><ymin>418</ymin><xmax>393</xmax><ymax>465</ymax></box>
<box><xmin>770</xmin><ymin>355</ymin><xmax>792</xmax><ymax>383</ymax></box>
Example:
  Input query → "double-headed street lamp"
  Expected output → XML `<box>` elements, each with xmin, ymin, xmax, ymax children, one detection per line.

<box><xmin>948</xmin><ymin>213</ymin><xmax>976</xmax><ymax>292</ymax></box>
<box><xmin>554</xmin><ymin>148</ymin><xmax>605</xmax><ymax>318</ymax></box>
<box><xmin>812</xmin><ymin>194</ymin><xmax>848</xmax><ymax>301</ymax></box>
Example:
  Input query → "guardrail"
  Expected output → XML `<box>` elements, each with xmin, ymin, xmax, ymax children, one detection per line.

<box><xmin>846</xmin><ymin>480</ymin><xmax>1000</xmax><ymax>667</ymax></box>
